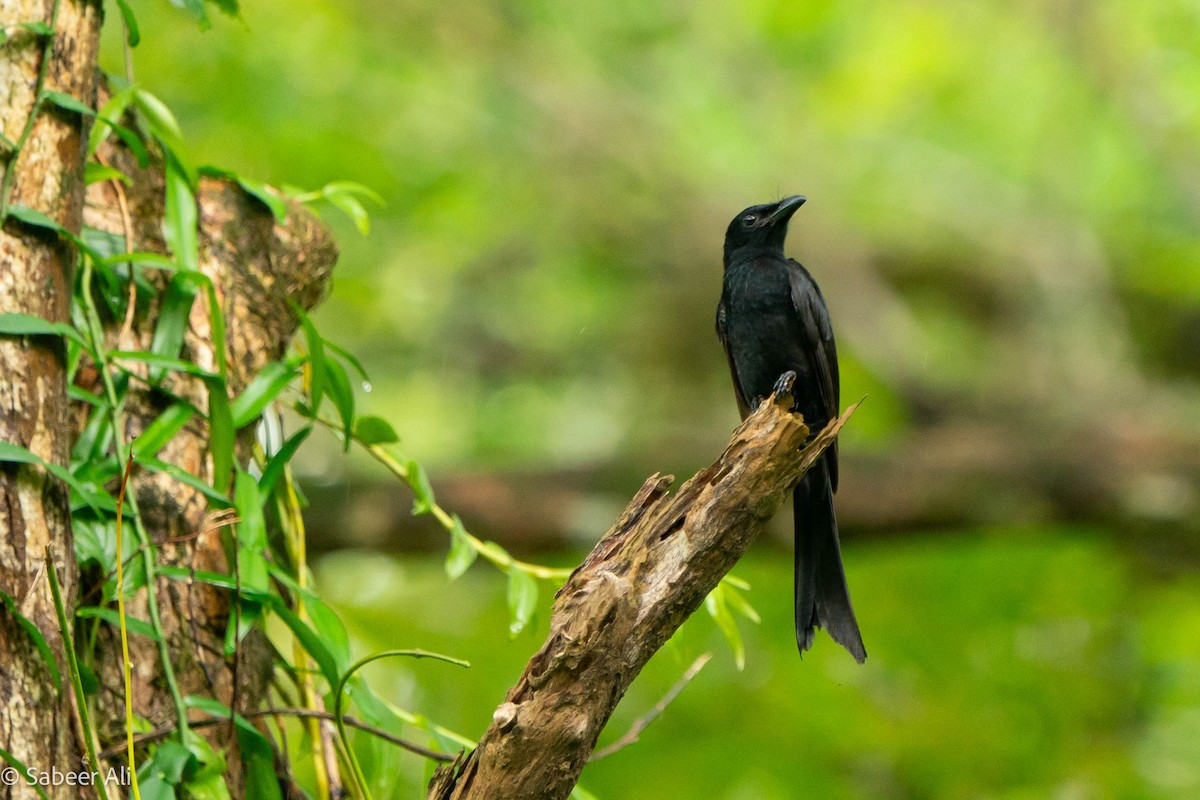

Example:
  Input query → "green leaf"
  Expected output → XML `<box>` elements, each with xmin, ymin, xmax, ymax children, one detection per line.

<box><xmin>233</xmin><ymin>469</ymin><xmax>269</xmax><ymax>592</ymax></box>
<box><xmin>158</xmin><ymin>565</ymin><xmax>274</xmax><ymax>605</ymax></box>
<box><xmin>506</xmin><ymin>569</ymin><xmax>539</xmax><ymax>636</ymax></box>
<box><xmin>42</xmin><ymin>90</ymin><xmax>94</xmax><ymax>117</ymax></box>
<box><xmin>58</xmin><ymin>464</ymin><xmax>120</xmax><ymax>514</ymax></box>
<box><xmin>99</xmin><ymin>251</ymin><xmax>176</xmax><ymax>270</ymax></box>
<box><xmin>114</xmin><ymin>0</ymin><xmax>140</xmax><ymax>46</ymax></box>
<box><xmin>183</xmin><ymin>697</ymin><xmax>281</xmax><ymax>800</ymax></box>
<box><xmin>84</xmin><ymin>162</ymin><xmax>131</xmax><ymax>186</ymax></box>
<box><xmin>323</xmin><ymin>180</ymin><xmax>385</xmax><ymax>206</ymax></box>
<box><xmin>18</xmin><ymin>21</ymin><xmax>52</xmax><ymax>35</ymax></box>
<box><xmin>132</xmin><ymin>402</ymin><xmax>197</xmax><ymax>461</ymax></box>
<box><xmin>0</xmin><ymin>749</ymin><xmax>50</xmax><ymax>800</ymax></box>
<box><xmin>325</xmin><ymin>191</ymin><xmax>371</xmax><ymax>235</ymax></box>
<box><xmin>0</xmin><ymin>312</ymin><xmax>84</xmax><ymax>343</ymax></box>
<box><xmin>305</xmin><ymin>595</ymin><xmax>352</xmax><ymax>675</ymax></box>
<box><xmin>723</xmin><ymin>582</ymin><xmax>761</xmax><ymax>625</ymax></box>
<box><xmin>208</xmin><ymin>0</ymin><xmax>241</xmax><ymax>17</ymax></box>
<box><xmin>208</xmin><ymin>381</ymin><xmax>234</xmax><ymax>495</ymax></box>
<box><xmin>445</xmin><ymin>514</ymin><xmax>477</xmax><ymax>580</ymax></box>
<box><xmin>407</xmin><ymin>458</ymin><xmax>436</xmax><ymax>515</ymax></box>
<box><xmin>73</xmin><ymin>515</ymin><xmax>117</xmax><ymax>574</ymax></box>
<box><xmin>106</xmin><ymin>120</ymin><xmax>150</xmax><ymax>167</ymax></box>
<box><xmin>88</xmin><ymin>86</ymin><xmax>136</xmax><ymax>158</ymax></box>
<box><xmin>202</xmin><ymin>282</ymin><xmax>228</xmax><ymax>380</ymax></box>
<box><xmin>705</xmin><ymin>587</ymin><xmax>745</xmax><ymax>671</ymax></box>
<box><xmin>163</xmin><ymin>157</ymin><xmax>198</xmax><ymax>272</ymax></box>
<box><xmin>138</xmin><ymin>456</ymin><xmax>231</xmax><ymax>506</ymax></box>
<box><xmin>175</xmin><ymin>0</ymin><xmax>212</xmax><ymax>29</ymax></box>
<box><xmin>295</xmin><ymin>181</ymin><xmax>383</xmax><ymax>236</ymax></box>
<box><xmin>7</xmin><ymin>204</ymin><xmax>62</xmax><ymax>233</ymax></box>
<box><xmin>134</xmin><ymin>88</ymin><xmax>184</xmax><ymax>153</ymax></box>
<box><xmin>177</xmin><ymin>753</ymin><xmax>229</xmax><ymax>796</ymax></box>
<box><xmin>295</xmin><ymin>306</ymin><xmax>326</xmax><ymax>415</ymax></box>
<box><xmin>0</xmin><ymin>442</ymin><xmax>117</xmax><ymax>513</ymax></box>
<box><xmin>272</xmin><ymin>604</ymin><xmax>340</xmax><ymax>689</ymax></box>
<box><xmin>237</xmin><ymin>177</ymin><xmax>287</xmax><ymax>223</ymax></box>
<box><xmin>66</xmin><ymin>384</ymin><xmax>105</xmax><ymax>408</ymax></box>
<box><xmin>322</xmin><ymin>338</ymin><xmax>371</xmax><ymax>383</ymax></box>
<box><xmin>0</xmin><ymin>441</ymin><xmax>42</xmax><ymax>465</ymax></box>
<box><xmin>76</xmin><ymin>606</ymin><xmax>163</xmax><ymax>641</ymax></box>
<box><xmin>77</xmin><ymin>662</ymin><xmax>99</xmax><ymax>696</ymax></box>
<box><xmin>353</xmin><ymin>415</ymin><xmax>399</xmax><ymax>445</ymax></box>
<box><xmin>148</xmin><ymin>274</ymin><xmax>198</xmax><ymax>381</ymax></box>
<box><xmin>110</xmin><ymin>350</ymin><xmax>217</xmax><ymax>379</ymax></box>
<box><xmin>71</xmin><ymin>398</ymin><xmax>115</xmax><ymax>463</ymax></box>
<box><xmin>257</xmin><ymin>426</ymin><xmax>310</xmax><ymax>497</ymax></box>
<box><xmin>230</xmin><ymin>360</ymin><xmax>299</xmax><ymax>428</ymax></box>
<box><xmin>232</xmin><ymin>740</ymin><xmax>281</xmax><ymax>800</ymax></box>
<box><xmin>141</xmin><ymin>740</ymin><xmax>193</xmax><ymax>785</ymax></box>
<box><xmin>184</xmin><ymin>694</ymin><xmax>240</xmax><ymax>723</ymax></box>
<box><xmin>0</xmin><ymin>590</ymin><xmax>61</xmax><ymax>693</ymax></box>
<box><xmin>196</xmin><ymin>166</ymin><xmax>288</xmax><ymax>224</ymax></box>
<box><xmin>323</xmin><ymin>356</ymin><xmax>355</xmax><ymax>451</ymax></box>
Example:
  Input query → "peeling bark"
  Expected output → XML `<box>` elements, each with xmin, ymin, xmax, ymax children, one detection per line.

<box><xmin>0</xmin><ymin>1</ymin><xmax>102</xmax><ymax>798</ymax></box>
<box><xmin>428</xmin><ymin>391</ymin><xmax>856</xmax><ymax>800</ymax></box>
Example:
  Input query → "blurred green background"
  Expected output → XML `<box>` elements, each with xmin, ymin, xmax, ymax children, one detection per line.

<box><xmin>104</xmin><ymin>0</ymin><xmax>1200</xmax><ymax>796</ymax></box>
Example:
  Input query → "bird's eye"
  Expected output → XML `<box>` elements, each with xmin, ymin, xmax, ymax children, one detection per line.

<box><xmin>742</xmin><ymin>213</ymin><xmax>758</xmax><ymax>226</ymax></box>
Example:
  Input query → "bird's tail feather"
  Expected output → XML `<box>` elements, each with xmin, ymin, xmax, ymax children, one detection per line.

<box><xmin>794</xmin><ymin>457</ymin><xmax>866</xmax><ymax>663</ymax></box>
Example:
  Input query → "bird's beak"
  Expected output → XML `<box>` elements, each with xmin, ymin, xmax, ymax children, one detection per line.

<box><xmin>765</xmin><ymin>195</ymin><xmax>806</xmax><ymax>226</ymax></box>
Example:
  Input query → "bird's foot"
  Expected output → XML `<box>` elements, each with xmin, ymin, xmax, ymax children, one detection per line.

<box><xmin>771</xmin><ymin>370</ymin><xmax>797</xmax><ymax>403</ymax></box>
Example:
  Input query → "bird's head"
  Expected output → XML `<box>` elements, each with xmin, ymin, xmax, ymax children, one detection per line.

<box><xmin>722</xmin><ymin>195</ymin><xmax>806</xmax><ymax>264</ymax></box>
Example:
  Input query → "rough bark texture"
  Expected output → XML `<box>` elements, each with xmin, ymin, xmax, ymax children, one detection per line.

<box><xmin>0</xmin><ymin>1</ymin><xmax>102</xmax><ymax>797</ymax></box>
<box><xmin>428</xmin><ymin>390</ymin><xmax>855</xmax><ymax>800</ymax></box>
<box><xmin>78</xmin><ymin>128</ymin><xmax>338</xmax><ymax>790</ymax></box>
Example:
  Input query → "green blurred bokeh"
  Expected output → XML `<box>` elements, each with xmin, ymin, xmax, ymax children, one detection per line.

<box><xmin>101</xmin><ymin>0</ymin><xmax>1200</xmax><ymax>796</ymax></box>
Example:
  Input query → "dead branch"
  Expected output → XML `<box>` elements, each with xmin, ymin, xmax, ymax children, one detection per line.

<box><xmin>428</xmin><ymin>389</ymin><xmax>857</xmax><ymax>800</ymax></box>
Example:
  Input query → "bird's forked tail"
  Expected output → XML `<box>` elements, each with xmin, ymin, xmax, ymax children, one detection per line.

<box><xmin>793</xmin><ymin>456</ymin><xmax>866</xmax><ymax>663</ymax></box>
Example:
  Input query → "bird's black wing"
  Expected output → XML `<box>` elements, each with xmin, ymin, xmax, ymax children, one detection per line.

<box><xmin>715</xmin><ymin>296</ymin><xmax>751</xmax><ymax>420</ymax></box>
<box><xmin>787</xmin><ymin>259</ymin><xmax>840</xmax><ymax>491</ymax></box>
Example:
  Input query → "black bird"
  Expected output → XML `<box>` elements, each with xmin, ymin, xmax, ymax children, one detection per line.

<box><xmin>715</xmin><ymin>195</ymin><xmax>866</xmax><ymax>663</ymax></box>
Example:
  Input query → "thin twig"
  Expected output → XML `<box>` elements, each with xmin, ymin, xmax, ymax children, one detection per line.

<box><xmin>96</xmin><ymin>707</ymin><xmax>457</xmax><ymax>764</ymax></box>
<box><xmin>96</xmin><ymin>152</ymin><xmax>138</xmax><ymax>347</ymax></box>
<box><xmin>114</xmin><ymin>453</ymin><xmax>142</xmax><ymax>800</ymax></box>
<box><xmin>299</xmin><ymin>407</ymin><xmax>570</xmax><ymax>581</ymax></box>
<box><xmin>589</xmin><ymin>653</ymin><xmax>712</xmax><ymax>761</ymax></box>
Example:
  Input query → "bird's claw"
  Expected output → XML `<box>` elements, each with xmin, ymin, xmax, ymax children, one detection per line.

<box><xmin>772</xmin><ymin>370</ymin><xmax>797</xmax><ymax>399</ymax></box>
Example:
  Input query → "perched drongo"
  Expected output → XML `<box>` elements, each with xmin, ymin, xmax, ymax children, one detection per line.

<box><xmin>716</xmin><ymin>195</ymin><xmax>866</xmax><ymax>663</ymax></box>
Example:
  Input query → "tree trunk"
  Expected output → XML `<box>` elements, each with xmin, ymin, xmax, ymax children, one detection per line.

<box><xmin>78</xmin><ymin>121</ymin><xmax>337</xmax><ymax>791</ymax></box>
<box><xmin>428</xmin><ymin>391</ymin><xmax>855</xmax><ymax>799</ymax></box>
<box><xmin>2</xmin><ymin>6</ymin><xmax>339</xmax><ymax>796</ymax></box>
<box><xmin>0</xmin><ymin>1</ymin><xmax>102</xmax><ymax>797</ymax></box>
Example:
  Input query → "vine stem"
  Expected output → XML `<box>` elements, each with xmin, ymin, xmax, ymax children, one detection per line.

<box><xmin>45</xmin><ymin>553</ymin><xmax>113</xmax><ymax>800</ymax></box>
<box><xmin>364</xmin><ymin>443</ymin><xmax>569</xmax><ymax>580</ymax></box>
<box><xmin>277</xmin><ymin>464</ymin><xmax>337</xmax><ymax>798</ymax></box>
<box><xmin>0</xmin><ymin>0</ymin><xmax>62</xmax><ymax>218</ymax></box>
<box><xmin>113</xmin><ymin>455</ymin><xmax>142</xmax><ymax>800</ymax></box>
<box><xmin>79</xmin><ymin>257</ymin><xmax>191</xmax><ymax>744</ymax></box>
<box><xmin>297</xmin><ymin>407</ymin><xmax>571</xmax><ymax>581</ymax></box>
<box><xmin>331</xmin><ymin>649</ymin><xmax>469</xmax><ymax>800</ymax></box>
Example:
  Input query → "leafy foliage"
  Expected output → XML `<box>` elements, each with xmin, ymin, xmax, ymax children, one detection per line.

<box><xmin>1</xmin><ymin>13</ymin><xmax>671</xmax><ymax>795</ymax></box>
